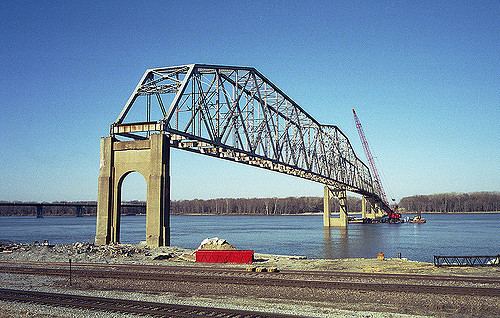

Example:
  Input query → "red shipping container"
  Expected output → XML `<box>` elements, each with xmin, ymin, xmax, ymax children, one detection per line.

<box><xmin>195</xmin><ymin>250</ymin><xmax>254</xmax><ymax>264</ymax></box>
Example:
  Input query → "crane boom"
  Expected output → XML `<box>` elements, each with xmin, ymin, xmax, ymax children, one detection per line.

<box><xmin>352</xmin><ymin>108</ymin><xmax>389</xmax><ymax>206</ymax></box>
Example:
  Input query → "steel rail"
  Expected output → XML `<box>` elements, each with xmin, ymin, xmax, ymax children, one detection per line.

<box><xmin>2</xmin><ymin>261</ymin><xmax>498</xmax><ymax>284</ymax></box>
<box><xmin>1</xmin><ymin>264</ymin><xmax>498</xmax><ymax>297</ymax></box>
<box><xmin>0</xmin><ymin>288</ymin><xmax>301</xmax><ymax>318</ymax></box>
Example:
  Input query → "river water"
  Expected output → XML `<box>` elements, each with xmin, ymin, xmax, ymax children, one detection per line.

<box><xmin>0</xmin><ymin>214</ymin><xmax>498</xmax><ymax>262</ymax></box>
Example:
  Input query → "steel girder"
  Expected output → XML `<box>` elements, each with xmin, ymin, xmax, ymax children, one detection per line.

<box><xmin>111</xmin><ymin>64</ymin><xmax>385</xmax><ymax>204</ymax></box>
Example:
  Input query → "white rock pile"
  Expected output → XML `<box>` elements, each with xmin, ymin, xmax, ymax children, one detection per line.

<box><xmin>197</xmin><ymin>237</ymin><xmax>236</xmax><ymax>250</ymax></box>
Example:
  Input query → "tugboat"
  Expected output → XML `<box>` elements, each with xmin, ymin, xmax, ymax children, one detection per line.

<box><xmin>410</xmin><ymin>214</ymin><xmax>426</xmax><ymax>224</ymax></box>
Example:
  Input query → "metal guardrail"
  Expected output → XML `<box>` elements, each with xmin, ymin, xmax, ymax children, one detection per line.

<box><xmin>434</xmin><ymin>255</ymin><xmax>500</xmax><ymax>267</ymax></box>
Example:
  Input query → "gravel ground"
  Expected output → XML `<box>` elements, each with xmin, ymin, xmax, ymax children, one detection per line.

<box><xmin>0</xmin><ymin>242</ymin><xmax>498</xmax><ymax>317</ymax></box>
<box><xmin>1</xmin><ymin>267</ymin><xmax>498</xmax><ymax>317</ymax></box>
<box><xmin>0</xmin><ymin>300</ymin><xmax>139</xmax><ymax>318</ymax></box>
<box><xmin>0</xmin><ymin>299</ymin><xmax>424</xmax><ymax>318</ymax></box>
<box><xmin>0</xmin><ymin>274</ymin><xmax>428</xmax><ymax>318</ymax></box>
<box><xmin>1</xmin><ymin>242</ymin><xmax>498</xmax><ymax>277</ymax></box>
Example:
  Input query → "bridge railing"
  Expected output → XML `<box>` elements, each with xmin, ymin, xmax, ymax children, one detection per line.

<box><xmin>111</xmin><ymin>64</ymin><xmax>384</xmax><ymax>201</ymax></box>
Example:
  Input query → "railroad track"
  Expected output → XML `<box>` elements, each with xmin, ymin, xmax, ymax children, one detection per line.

<box><xmin>1</xmin><ymin>263</ymin><xmax>499</xmax><ymax>297</ymax></box>
<box><xmin>2</xmin><ymin>260</ymin><xmax>500</xmax><ymax>285</ymax></box>
<box><xmin>0</xmin><ymin>288</ymin><xmax>300</xmax><ymax>318</ymax></box>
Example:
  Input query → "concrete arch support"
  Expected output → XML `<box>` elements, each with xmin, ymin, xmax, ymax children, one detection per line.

<box><xmin>95</xmin><ymin>133</ymin><xmax>170</xmax><ymax>247</ymax></box>
<box><xmin>323</xmin><ymin>186</ymin><xmax>348</xmax><ymax>227</ymax></box>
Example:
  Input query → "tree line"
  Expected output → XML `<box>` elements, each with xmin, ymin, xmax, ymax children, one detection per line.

<box><xmin>0</xmin><ymin>192</ymin><xmax>498</xmax><ymax>216</ymax></box>
<box><xmin>398</xmin><ymin>192</ymin><xmax>500</xmax><ymax>213</ymax></box>
<box><xmin>0</xmin><ymin>197</ymin><xmax>361</xmax><ymax>216</ymax></box>
<box><xmin>171</xmin><ymin>196</ymin><xmax>362</xmax><ymax>215</ymax></box>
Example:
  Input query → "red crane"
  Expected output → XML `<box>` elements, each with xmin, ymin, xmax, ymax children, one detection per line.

<box><xmin>352</xmin><ymin>109</ymin><xmax>400</xmax><ymax>220</ymax></box>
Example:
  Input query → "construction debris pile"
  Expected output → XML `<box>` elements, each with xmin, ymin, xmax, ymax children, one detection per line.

<box><xmin>0</xmin><ymin>241</ymin><xmax>54</xmax><ymax>254</ymax></box>
<box><xmin>71</xmin><ymin>242</ymin><xmax>146</xmax><ymax>257</ymax></box>
<box><xmin>0</xmin><ymin>241</ymin><xmax>193</xmax><ymax>263</ymax></box>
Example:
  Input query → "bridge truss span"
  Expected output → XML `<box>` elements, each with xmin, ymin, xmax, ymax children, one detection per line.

<box><xmin>112</xmin><ymin>64</ymin><xmax>385</xmax><ymax>205</ymax></box>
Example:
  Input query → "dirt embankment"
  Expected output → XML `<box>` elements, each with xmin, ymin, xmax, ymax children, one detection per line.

<box><xmin>1</xmin><ymin>241</ymin><xmax>498</xmax><ymax>277</ymax></box>
<box><xmin>1</xmin><ymin>242</ymin><xmax>499</xmax><ymax>318</ymax></box>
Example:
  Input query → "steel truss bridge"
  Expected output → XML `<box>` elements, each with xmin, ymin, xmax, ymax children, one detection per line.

<box><xmin>111</xmin><ymin>64</ymin><xmax>390</xmax><ymax>213</ymax></box>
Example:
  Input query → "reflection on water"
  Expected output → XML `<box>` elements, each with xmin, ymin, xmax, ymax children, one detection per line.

<box><xmin>322</xmin><ymin>227</ymin><xmax>333</xmax><ymax>259</ymax></box>
<box><xmin>322</xmin><ymin>227</ymin><xmax>349</xmax><ymax>259</ymax></box>
<box><xmin>0</xmin><ymin>214</ymin><xmax>499</xmax><ymax>262</ymax></box>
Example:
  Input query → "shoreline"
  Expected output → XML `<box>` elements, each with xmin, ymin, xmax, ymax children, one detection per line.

<box><xmin>1</xmin><ymin>211</ymin><xmax>499</xmax><ymax>217</ymax></box>
<box><xmin>1</xmin><ymin>242</ymin><xmax>498</xmax><ymax>318</ymax></box>
<box><xmin>1</xmin><ymin>241</ymin><xmax>499</xmax><ymax>276</ymax></box>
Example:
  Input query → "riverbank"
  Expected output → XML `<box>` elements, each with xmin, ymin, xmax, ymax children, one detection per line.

<box><xmin>1</xmin><ymin>211</ymin><xmax>499</xmax><ymax>217</ymax></box>
<box><xmin>1</xmin><ymin>242</ymin><xmax>499</xmax><ymax>318</ymax></box>
<box><xmin>1</xmin><ymin>242</ymin><xmax>498</xmax><ymax>277</ymax></box>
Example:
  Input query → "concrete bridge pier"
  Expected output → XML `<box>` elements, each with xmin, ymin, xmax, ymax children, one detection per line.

<box><xmin>363</xmin><ymin>198</ymin><xmax>386</xmax><ymax>219</ymax></box>
<box><xmin>323</xmin><ymin>186</ymin><xmax>348</xmax><ymax>227</ymax></box>
<box><xmin>361</xmin><ymin>196</ymin><xmax>367</xmax><ymax>219</ymax></box>
<box><xmin>95</xmin><ymin>133</ymin><xmax>170</xmax><ymax>247</ymax></box>
<box><xmin>76</xmin><ymin>206</ymin><xmax>83</xmax><ymax>217</ymax></box>
<box><xmin>363</xmin><ymin>199</ymin><xmax>376</xmax><ymax>219</ymax></box>
<box><xmin>36</xmin><ymin>205</ymin><xmax>43</xmax><ymax>218</ymax></box>
<box><xmin>374</xmin><ymin>203</ymin><xmax>385</xmax><ymax>218</ymax></box>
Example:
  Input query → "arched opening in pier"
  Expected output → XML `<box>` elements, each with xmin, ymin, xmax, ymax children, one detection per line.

<box><xmin>118</xmin><ymin>171</ymin><xmax>147</xmax><ymax>244</ymax></box>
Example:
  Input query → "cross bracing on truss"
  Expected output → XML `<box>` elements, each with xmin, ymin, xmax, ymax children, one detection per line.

<box><xmin>111</xmin><ymin>64</ymin><xmax>387</xmax><ymax>209</ymax></box>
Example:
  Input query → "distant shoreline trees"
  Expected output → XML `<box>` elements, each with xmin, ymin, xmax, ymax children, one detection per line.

<box><xmin>398</xmin><ymin>192</ymin><xmax>500</xmax><ymax>213</ymax></box>
<box><xmin>171</xmin><ymin>196</ymin><xmax>362</xmax><ymax>215</ymax></box>
<box><xmin>0</xmin><ymin>192</ymin><xmax>498</xmax><ymax>216</ymax></box>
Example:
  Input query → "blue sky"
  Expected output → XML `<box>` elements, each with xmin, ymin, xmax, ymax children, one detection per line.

<box><xmin>0</xmin><ymin>0</ymin><xmax>498</xmax><ymax>202</ymax></box>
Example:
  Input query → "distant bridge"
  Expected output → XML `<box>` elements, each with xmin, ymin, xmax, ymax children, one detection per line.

<box><xmin>96</xmin><ymin>64</ymin><xmax>390</xmax><ymax>247</ymax></box>
<box><xmin>0</xmin><ymin>202</ymin><xmax>144</xmax><ymax>218</ymax></box>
